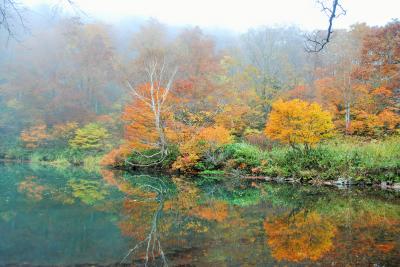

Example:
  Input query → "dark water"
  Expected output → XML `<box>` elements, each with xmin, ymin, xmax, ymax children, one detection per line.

<box><xmin>0</xmin><ymin>164</ymin><xmax>399</xmax><ymax>266</ymax></box>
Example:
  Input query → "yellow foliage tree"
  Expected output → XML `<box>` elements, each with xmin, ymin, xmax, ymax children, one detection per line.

<box><xmin>265</xmin><ymin>99</ymin><xmax>334</xmax><ymax>148</ymax></box>
<box><xmin>69</xmin><ymin>123</ymin><xmax>109</xmax><ymax>150</ymax></box>
<box><xmin>377</xmin><ymin>109</ymin><xmax>400</xmax><ymax>134</ymax></box>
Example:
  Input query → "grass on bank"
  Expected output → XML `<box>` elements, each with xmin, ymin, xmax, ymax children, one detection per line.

<box><xmin>1</xmin><ymin>133</ymin><xmax>399</xmax><ymax>183</ymax></box>
<box><xmin>220</xmin><ymin>136</ymin><xmax>400</xmax><ymax>182</ymax></box>
<box><xmin>107</xmin><ymin>135</ymin><xmax>399</xmax><ymax>183</ymax></box>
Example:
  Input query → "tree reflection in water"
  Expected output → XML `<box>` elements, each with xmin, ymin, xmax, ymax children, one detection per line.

<box><xmin>264</xmin><ymin>210</ymin><xmax>337</xmax><ymax>262</ymax></box>
<box><xmin>18</xmin><ymin>176</ymin><xmax>47</xmax><ymax>201</ymax></box>
<box><xmin>262</xmin><ymin>184</ymin><xmax>400</xmax><ymax>265</ymax></box>
<box><xmin>6</xmin><ymin>166</ymin><xmax>400</xmax><ymax>266</ymax></box>
<box><xmin>100</xmin><ymin>170</ymin><xmax>400</xmax><ymax>266</ymax></box>
<box><xmin>102</xmin><ymin>169</ymin><xmax>169</xmax><ymax>266</ymax></box>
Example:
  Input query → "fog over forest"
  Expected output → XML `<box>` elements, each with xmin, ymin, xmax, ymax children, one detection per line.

<box><xmin>1</xmin><ymin>3</ymin><xmax>394</xmax><ymax>132</ymax></box>
<box><xmin>0</xmin><ymin>1</ymin><xmax>398</xmax><ymax>175</ymax></box>
<box><xmin>0</xmin><ymin>1</ymin><xmax>400</xmax><ymax>266</ymax></box>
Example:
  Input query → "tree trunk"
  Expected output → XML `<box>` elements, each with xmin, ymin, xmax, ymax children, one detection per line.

<box><xmin>345</xmin><ymin>102</ymin><xmax>351</xmax><ymax>134</ymax></box>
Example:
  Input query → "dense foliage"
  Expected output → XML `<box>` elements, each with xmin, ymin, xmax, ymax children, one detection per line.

<box><xmin>265</xmin><ymin>99</ymin><xmax>335</xmax><ymax>147</ymax></box>
<box><xmin>0</xmin><ymin>12</ymin><xmax>398</xmax><ymax>183</ymax></box>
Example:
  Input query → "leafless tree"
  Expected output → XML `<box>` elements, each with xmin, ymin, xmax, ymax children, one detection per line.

<box><xmin>305</xmin><ymin>0</ymin><xmax>346</xmax><ymax>52</ymax></box>
<box><xmin>0</xmin><ymin>0</ymin><xmax>25</xmax><ymax>38</ymax></box>
<box><xmin>0</xmin><ymin>0</ymin><xmax>79</xmax><ymax>39</ymax></box>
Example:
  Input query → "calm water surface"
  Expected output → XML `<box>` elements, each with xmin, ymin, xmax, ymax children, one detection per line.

<box><xmin>0</xmin><ymin>163</ymin><xmax>399</xmax><ymax>266</ymax></box>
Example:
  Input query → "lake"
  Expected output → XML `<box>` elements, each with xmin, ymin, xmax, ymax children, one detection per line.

<box><xmin>0</xmin><ymin>163</ymin><xmax>399</xmax><ymax>266</ymax></box>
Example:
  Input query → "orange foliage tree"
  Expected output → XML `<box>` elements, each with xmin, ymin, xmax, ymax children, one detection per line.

<box><xmin>172</xmin><ymin>126</ymin><xmax>232</xmax><ymax>172</ymax></box>
<box><xmin>265</xmin><ymin>99</ymin><xmax>334</xmax><ymax>148</ymax></box>
<box><xmin>121</xmin><ymin>79</ymin><xmax>176</xmax><ymax>164</ymax></box>
<box><xmin>50</xmin><ymin>122</ymin><xmax>78</xmax><ymax>146</ymax></box>
<box><xmin>20</xmin><ymin>124</ymin><xmax>50</xmax><ymax>149</ymax></box>
<box><xmin>172</xmin><ymin>126</ymin><xmax>232</xmax><ymax>171</ymax></box>
<box><xmin>347</xmin><ymin>21</ymin><xmax>400</xmax><ymax>136</ymax></box>
<box><xmin>122</xmin><ymin>86</ymin><xmax>163</xmax><ymax>152</ymax></box>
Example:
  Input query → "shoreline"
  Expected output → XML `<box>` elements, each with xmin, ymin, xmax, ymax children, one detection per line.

<box><xmin>2</xmin><ymin>157</ymin><xmax>399</xmax><ymax>191</ymax></box>
<box><xmin>242</xmin><ymin>175</ymin><xmax>400</xmax><ymax>191</ymax></box>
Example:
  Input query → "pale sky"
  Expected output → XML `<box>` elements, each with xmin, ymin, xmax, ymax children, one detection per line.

<box><xmin>24</xmin><ymin>0</ymin><xmax>400</xmax><ymax>32</ymax></box>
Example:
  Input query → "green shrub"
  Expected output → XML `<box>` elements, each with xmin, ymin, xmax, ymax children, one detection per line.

<box><xmin>223</xmin><ymin>143</ymin><xmax>264</xmax><ymax>168</ymax></box>
<box><xmin>126</xmin><ymin>145</ymin><xmax>179</xmax><ymax>169</ymax></box>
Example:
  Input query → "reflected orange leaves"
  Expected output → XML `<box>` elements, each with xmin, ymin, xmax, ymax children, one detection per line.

<box><xmin>189</xmin><ymin>201</ymin><xmax>228</xmax><ymax>222</ymax></box>
<box><xmin>264</xmin><ymin>211</ymin><xmax>337</xmax><ymax>262</ymax></box>
<box><xmin>263</xmin><ymin>204</ymin><xmax>400</xmax><ymax>264</ymax></box>
<box><xmin>100</xmin><ymin>169</ymin><xmax>162</xmax><ymax>240</ymax></box>
<box><xmin>100</xmin><ymin>169</ymin><xmax>119</xmax><ymax>186</ymax></box>
<box><xmin>164</xmin><ymin>177</ymin><xmax>200</xmax><ymax>212</ymax></box>
<box><xmin>18</xmin><ymin>176</ymin><xmax>46</xmax><ymax>200</ymax></box>
<box><xmin>101</xmin><ymin>170</ymin><xmax>400</xmax><ymax>265</ymax></box>
<box><xmin>100</xmin><ymin>169</ymin><xmax>157</xmax><ymax>199</ymax></box>
<box><xmin>355</xmin><ymin>210</ymin><xmax>399</xmax><ymax>229</ymax></box>
<box><xmin>163</xmin><ymin>177</ymin><xmax>228</xmax><ymax>223</ymax></box>
<box><xmin>332</xmin><ymin>209</ymin><xmax>400</xmax><ymax>258</ymax></box>
<box><xmin>18</xmin><ymin>175</ymin><xmax>75</xmax><ymax>204</ymax></box>
<box><xmin>119</xmin><ymin>198</ymin><xmax>158</xmax><ymax>240</ymax></box>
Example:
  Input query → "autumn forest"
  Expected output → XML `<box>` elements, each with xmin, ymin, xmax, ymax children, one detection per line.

<box><xmin>0</xmin><ymin>6</ymin><xmax>398</xmax><ymax>184</ymax></box>
<box><xmin>0</xmin><ymin>0</ymin><xmax>400</xmax><ymax>266</ymax></box>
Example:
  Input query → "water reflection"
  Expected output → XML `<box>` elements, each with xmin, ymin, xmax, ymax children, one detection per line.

<box><xmin>264</xmin><ymin>210</ymin><xmax>337</xmax><ymax>262</ymax></box>
<box><xmin>0</xmin><ymin>163</ymin><xmax>399</xmax><ymax>266</ymax></box>
<box><xmin>68</xmin><ymin>179</ymin><xmax>108</xmax><ymax>205</ymax></box>
<box><xmin>18</xmin><ymin>175</ymin><xmax>47</xmax><ymax>200</ymax></box>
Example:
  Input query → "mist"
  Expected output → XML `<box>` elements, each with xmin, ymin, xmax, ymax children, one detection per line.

<box><xmin>1</xmin><ymin>1</ymin><xmax>400</xmax><ymax>266</ymax></box>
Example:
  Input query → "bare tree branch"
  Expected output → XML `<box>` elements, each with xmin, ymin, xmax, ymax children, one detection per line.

<box><xmin>123</xmin><ymin>55</ymin><xmax>178</xmax><ymax>167</ymax></box>
<box><xmin>0</xmin><ymin>0</ymin><xmax>26</xmax><ymax>40</ymax></box>
<box><xmin>305</xmin><ymin>0</ymin><xmax>346</xmax><ymax>52</ymax></box>
<box><xmin>0</xmin><ymin>0</ymin><xmax>81</xmax><ymax>40</ymax></box>
<box><xmin>120</xmin><ymin>181</ymin><xmax>169</xmax><ymax>266</ymax></box>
